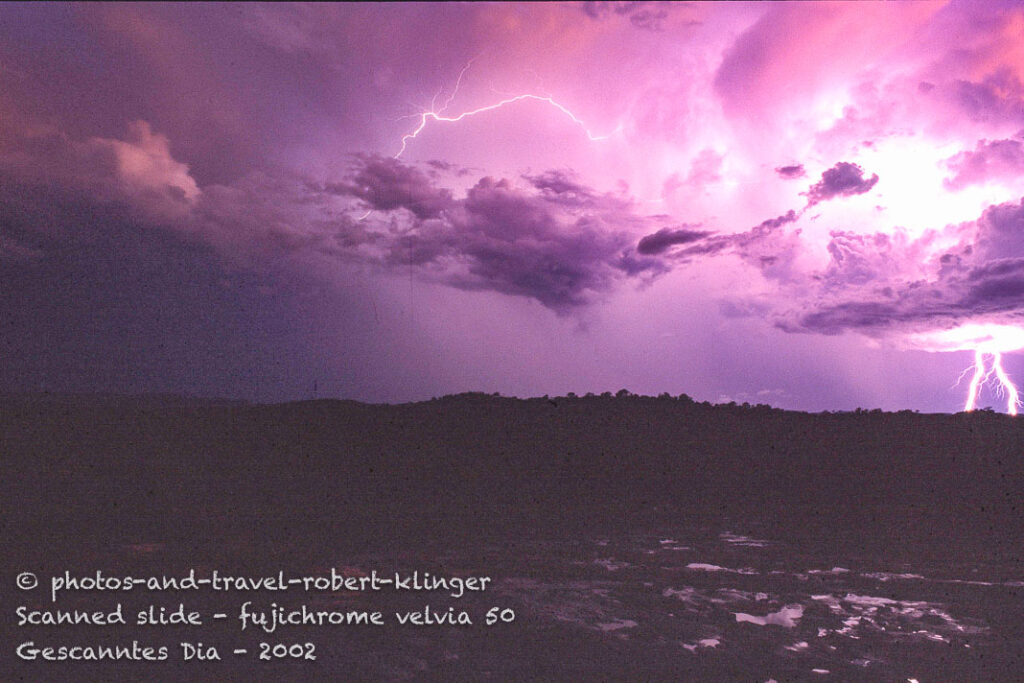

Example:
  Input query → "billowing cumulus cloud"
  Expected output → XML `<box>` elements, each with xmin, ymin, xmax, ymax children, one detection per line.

<box><xmin>776</xmin><ymin>196</ymin><xmax>1024</xmax><ymax>338</ymax></box>
<box><xmin>323</xmin><ymin>157</ymin><xmax>663</xmax><ymax>311</ymax></box>
<box><xmin>1</xmin><ymin>120</ymin><xmax>198</xmax><ymax>210</ymax></box>
<box><xmin>330</xmin><ymin>155</ymin><xmax>453</xmax><ymax>220</ymax></box>
<box><xmin>944</xmin><ymin>136</ymin><xmax>1024</xmax><ymax>190</ymax></box>
<box><xmin>974</xmin><ymin>195</ymin><xmax>1024</xmax><ymax>261</ymax></box>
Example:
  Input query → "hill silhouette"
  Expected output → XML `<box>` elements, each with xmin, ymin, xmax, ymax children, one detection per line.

<box><xmin>4</xmin><ymin>392</ymin><xmax>1024</xmax><ymax>680</ymax></box>
<box><xmin>4</xmin><ymin>392</ymin><xmax>1022</xmax><ymax>562</ymax></box>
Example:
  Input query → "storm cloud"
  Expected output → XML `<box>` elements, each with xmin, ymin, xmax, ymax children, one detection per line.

<box><xmin>330</xmin><ymin>156</ymin><xmax>453</xmax><ymax>219</ymax></box>
<box><xmin>5</xmin><ymin>2</ymin><xmax>1024</xmax><ymax>409</ymax></box>
<box><xmin>804</xmin><ymin>162</ymin><xmax>879</xmax><ymax>206</ymax></box>
<box><xmin>636</xmin><ymin>226</ymin><xmax>711</xmax><ymax>255</ymax></box>
<box><xmin>324</xmin><ymin>156</ymin><xmax>664</xmax><ymax>311</ymax></box>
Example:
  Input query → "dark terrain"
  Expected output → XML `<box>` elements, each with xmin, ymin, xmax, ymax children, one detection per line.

<box><xmin>3</xmin><ymin>392</ymin><xmax>1024</xmax><ymax>681</ymax></box>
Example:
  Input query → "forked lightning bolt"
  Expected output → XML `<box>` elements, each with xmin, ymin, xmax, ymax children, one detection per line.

<box><xmin>962</xmin><ymin>349</ymin><xmax>1021</xmax><ymax>415</ymax></box>
<box><xmin>395</xmin><ymin>65</ymin><xmax>620</xmax><ymax>158</ymax></box>
<box><xmin>962</xmin><ymin>349</ymin><xmax>988</xmax><ymax>412</ymax></box>
<box><xmin>991</xmin><ymin>352</ymin><xmax>1021</xmax><ymax>415</ymax></box>
<box><xmin>396</xmin><ymin>95</ymin><xmax>620</xmax><ymax>158</ymax></box>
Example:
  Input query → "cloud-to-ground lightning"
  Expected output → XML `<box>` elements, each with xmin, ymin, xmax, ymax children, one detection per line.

<box><xmin>990</xmin><ymin>352</ymin><xmax>1021</xmax><ymax>415</ymax></box>
<box><xmin>917</xmin><ymin>323</ymin><xmax>1024</xmax><ymax>415</ymax></box>
<box><xmin>961</xmin><ymin>351</ymin><xmax>1021</xmax><ymax>415</ymax></box>
<box><xmin>962</xmin><ymin>349</ymin><xmax>988</xmax><ymax>413</ymax></box>
<box><xmin>394</xmin><ymin>63</ymin><xmax>621</xmax><ymax>158</ymax></box>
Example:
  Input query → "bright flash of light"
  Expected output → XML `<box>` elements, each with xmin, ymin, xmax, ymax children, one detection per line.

<box><xmin>853</xmin><ymin>136</ymin><xmax>1014</xmax><ymax>238</ymax></box>
<box><xmin>962</xmin><ymin>349</ymin><xmax>987</xmax><ymax>412</ymax></box>
<box><xmin>960</xmin><ymin>351</ymin><xmax>1020</xmax><ymax>415</ymax></box>
<box><xmin>912</xmin><ymin>323</ymin><xmax>1024</xmax><ymax>354</ymax></box>
<box><xmin>911</xmin><ymin>323</ymin><xmax>1024</xmax><ymax>415</ymax></box>
<box><xmin>991</xmin><ymin>351</ymin><xmax>1021</xmax><ymax>415</ymax></box>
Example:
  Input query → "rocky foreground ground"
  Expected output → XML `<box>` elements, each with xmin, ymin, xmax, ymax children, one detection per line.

<box><xmin>3</xmin><ymin>393</ymin><xmax>1023</xmax><ymax>680</ymax></box>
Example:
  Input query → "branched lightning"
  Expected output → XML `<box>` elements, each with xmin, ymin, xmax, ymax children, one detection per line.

<box><xmin>961</xmin><ymin>349</ymin><xmax>1021</xmax><ymax>415</ymax></box>
<box><xmin>990</xmin><ymin>351</ymin><xmax>1020</xmax><ymax>415</ymax></box>
<box><xmin>922</xmin><ymin>324</ymin><xmax>1024</xmax><ymax>415</ymax></box>
<box><xmin>395</xmin><ymin>63</ymin><xmax>620</xmax><ymax>158</ymax></box>
<box><xmin>962</xmin><ymin>349</ymin><xmax>989</xmax><ymax>413</ymax></box>
<box><xmin>430</xmin><ymin>58</ymin><xmax>476</xmax><ymax>116</ymax></box>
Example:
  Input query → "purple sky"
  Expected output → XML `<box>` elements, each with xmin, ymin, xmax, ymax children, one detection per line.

<box><xmin>3</xmin><ymin>2</ymin><xmax>1024</xmax><ymax>411</ymax></box>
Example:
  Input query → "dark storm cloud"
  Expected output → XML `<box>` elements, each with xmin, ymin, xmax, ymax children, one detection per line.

<box><xmin>616</xmin><ymin>250</ymin><xmax>667</xmax><ymax>276</ymax></box>
<box><xmin>944</xmin><ymin>136</ymin><xmax>1024</xmax><ymax>190</ymax></box>
<box><xmin>326</xmin><ymin>157</ymin><xmax>664</xmax><ymax>311</ymax></box>
<box><xmin>0</xmin><ymin>170</ymin><xmax>337</xmax><ymax>400</ymax></box>
<box><xmin>524</xmin><ymin>170</ymin><xmax>601</xmax><ymax>207</ymax></box>
<box><xmin>580</xmin><ymin>2</ymin><xmax>676</xmax><ymax>32</ymax></box>
<box><xmin>755</xmin><ymin>210</ymin><xmax>800</xmax><ymax>231</ymax></box>
<box><xmin>782</xmin><ymin>279</ymin><xmax>950</xmax><ymax>336</ymax></box>
<box><xmin>0</xmin><ymin>124</ymin><xmax>331</xmax><ymax>275</ymax></box>
<box><xmin>775</xmin><ymin>164</ymin><xmax>806</xmax><ymax>179</ymax></box>
<box><xmin>964</xmin><ymin>258</ymin><xmax>1024</xmax><ymax>306</ymax></box>
<box><xmin>328</xmin><ymin>155</ymin><xmax>453</xmax><ymax>220</ymax></box>
<box><xmin>804</xmin><ymin>162</ymin><xmax>879</xmax><ymax>206</ymax></box>
<box><xmin>0</xmin><ymin>90</ymin><xmax>670</xmax><ymax>315</ymax></box>
<box><xmin>789</xmin><ymin>301</ymin><xmax>907</xmax><ymax>335</ymax></box>
<box><xmin>787</xmin><ymin>269</ymin><xmax>1024</xmax><ymax>335</ymax></box>
<box><xmin>779</xmin><ymin>273</ymin><xmax>979</xmax><ymax>335</ymax></box>
<box><xmin>636</xmin><ymin>225</ymin><xmax>712</xmax><ymax>255</ymax></box>
<box><xmin>0</xmin><ymin>3</ymin><xmax>327</xmax><ymax>187</ymax></box>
